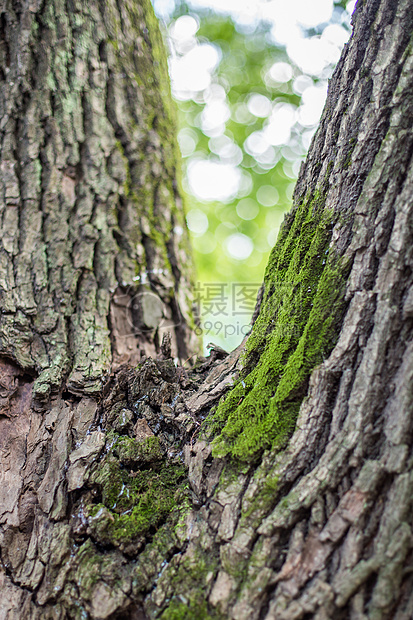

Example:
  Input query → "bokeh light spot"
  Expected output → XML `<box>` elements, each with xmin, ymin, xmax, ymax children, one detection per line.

<box><xmin>267</xmin><ymin>61</ymin><xmax>293</xmax><ymax>83</ymax></box>
<box><xmin>187</xmin><ymin>159</ymin><xmax>241</xmax><ymax>202</ymax></box>
<box><xmin>226</xmin><ymin>233</ymin><xmax>254</xmax><ymax>260</ymax></box>
<box><xmin>247</xmin><ymin>93</ymin><xmax>272</xmax><ymax>117</ymax></box>
<box><xmin>178</xmin><ymin>128</ymin><xmax>198</xmax><ymax>157</ymax></box>
<box><xmin>236</xmin><ymin>198</ymin><xmax>259</xmax><ymax>220</ymax></box>
<box><xmin>298</xmin><ymin>82</ymin><xmax>328</xmax><ymax>127</ymax></box>
<box><xmin>170</xmin><ymin>14</ymin><xmax>199</xmax><ymax>40</ymax></box>
<box><xmin>186</xmin><ymin>208</ymin><xmax>209</xmax><ymax>234</ymax></box>
<box><xmin>256</xmin><ymin>185</ymin><xmax>279</xmax><ymax>207</ymax></box>
<box><xmin>193</xmin><ymin>231</ymin><xmax>217</xmax><ymax>253</ymax></box>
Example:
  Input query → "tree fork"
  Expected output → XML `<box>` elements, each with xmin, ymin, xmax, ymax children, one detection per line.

<box><xmin>1</xmin><ymin>0</ymin><xmax>413</xmax><ymax>619</ymax></box>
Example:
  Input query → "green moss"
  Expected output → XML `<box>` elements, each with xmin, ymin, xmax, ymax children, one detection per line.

<box><xmin>131</xmin><ymin>504</ymin><xmax>191</xmax><ymax>595</ymax></box>
<box><xmin>124</xmin><ymin>0</ymin><xmax>177</xmax><ymax>138</ymax></box>
<box><xmin>113</xmin><ymin>435</ymin><xmax>164</xmax><ymax>465</ymax></box>
<box><xmin>88</xmin><ymin>439</ymin><xmax>187</xmax><ymax>546</ymax></box>
<box><xmin>107</xmin><ymin>38</ymin><xmax>119</xmax><ymax>51</ymax></box>
<box><xmin>74</xmin><ymin>540</ymin><xmax>106</xmax><ymax>595</ymax></box>
<box><xmin>241</xmin><ymin>474</ymin><xmax>279</xmax><ymax>521</ymax></box>
<box><xmin>341</xmin><ymin>136</ymin><xmax>357</xmax><ymax>169</ymax></box>
<box><xmin>158</xmin><ymin>551</ymin><xmax>222</xmax><ymax>620</ymax></box>
<box><xmin>209</xmin><ymin>186</ymin><xmax>350</xmax><ymax>461</ymax></box>
<box><xmin>161</xmin><ymin>599</ymin><xmax>215</xmax><ymax>619</ymax></box>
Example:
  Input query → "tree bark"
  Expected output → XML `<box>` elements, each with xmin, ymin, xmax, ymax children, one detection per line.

<box><xmin>1</xmin><ymin>0</ymin><xmax>413</xmax><ymax>619</ymax></box>
<box><xmin>0</xmin><ymin>0</ymin><xmax>197</xmax><ymax>401</ymax></box>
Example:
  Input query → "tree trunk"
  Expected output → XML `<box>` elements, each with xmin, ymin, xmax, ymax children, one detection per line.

<box><xmin>0</xmin><ymin>0</ymin><xmax>197</xmax><ymax>400</ymax></box>
<box><xmin>1</xmin><ymin>0</ymin><xmax>413</xmax><ymax>619</ymax></box>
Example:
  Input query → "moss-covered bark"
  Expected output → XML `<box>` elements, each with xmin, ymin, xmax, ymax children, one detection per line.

<box><xmin>1</xmin><ymin>0</ymin><xmax>413</xmax><ymax>618</ymax></box>
<box><xmin>210</xmin><ymin>187</ymin><xmax>349</xmax><ymax>460</ymax></box>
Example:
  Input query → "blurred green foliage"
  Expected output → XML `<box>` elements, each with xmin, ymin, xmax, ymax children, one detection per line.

<box><xmin>175</xmin><ymin>14</ymin><xmax>298</xmax><ymax>284</ymax></box>
<box><xmin>153</xmin><ymin>0</ymin><xmax>352</xmax><ymax>348</ymax></box>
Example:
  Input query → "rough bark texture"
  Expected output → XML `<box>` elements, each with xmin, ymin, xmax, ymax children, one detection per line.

<box><xmin>0</xmin><ymin>0</ymin><xmax>196</xmax><ymax>403</ymax></box>
<box><xmin>1</xmin><ymin>0</ymin><xmax>413</xmax><ymax>619</ymax></box>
